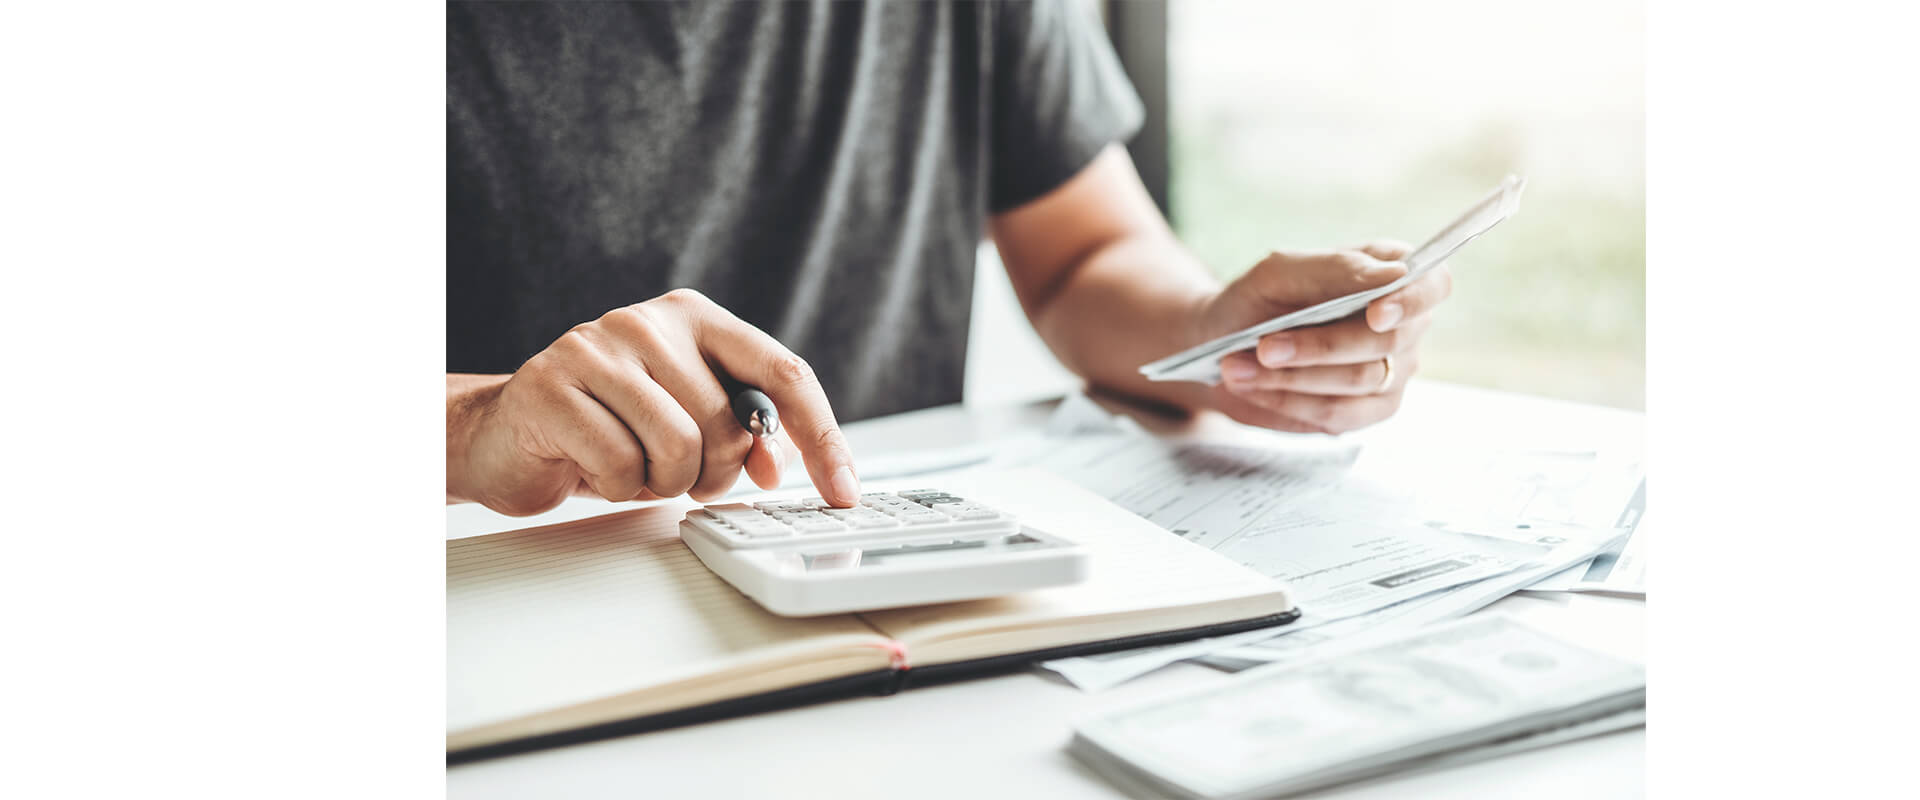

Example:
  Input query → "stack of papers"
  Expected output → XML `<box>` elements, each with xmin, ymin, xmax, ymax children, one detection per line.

<box><xmin>1000</xmin><ymin>397</ymin><xmax>1644</xmax><ymax>688</ymax></box>
<box><xmin>1068</xmin><ymin>616</ymin><xmax>1646</xmax><ymax>800</ymax></box>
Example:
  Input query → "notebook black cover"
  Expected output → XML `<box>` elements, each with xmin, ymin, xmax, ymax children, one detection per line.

<box><xmin>446</xmin><ymin>606</ymin><xmax>1301</xmax><ymax>765</ymax></box>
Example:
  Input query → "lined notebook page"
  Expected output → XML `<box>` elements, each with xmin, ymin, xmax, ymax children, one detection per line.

<box><xmin>447</xmin><ymin>504</ymin><xmax>889</xmax><ymax>739</ymax></box>
<box><xmin>858</xmin><ymin>469</ymin><xmax>1292</xmax><ymax>664</ymax></box>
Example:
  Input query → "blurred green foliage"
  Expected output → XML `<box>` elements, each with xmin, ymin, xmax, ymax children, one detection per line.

<box><xmin>1170</xmin><ymin>123</ymin><xmax>1645</xmax><ymax>410</ymax></box>
<box><xmin>1162</xmin><ymin>0</ymin><xmax>1644</xmax><ymax>411</ymax></box>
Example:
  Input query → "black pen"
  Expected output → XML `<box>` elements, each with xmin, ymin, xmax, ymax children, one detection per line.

<box><xmin>730</xmin><ymin>387</ymin><xmax>780</xmax><ymax>439</ymax></box>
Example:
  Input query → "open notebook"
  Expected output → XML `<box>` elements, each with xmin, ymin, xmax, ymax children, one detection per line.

<box><xmin>447</xmin><ymin>469</ymin><xmax>1297</xmax><ymax>761</ymax></box>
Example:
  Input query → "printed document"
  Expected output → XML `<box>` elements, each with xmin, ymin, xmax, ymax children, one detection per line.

<box><xmin>1025</xmin><ymin>431</ymin><xmax>1641</xmax><ymax>689</ymax></box>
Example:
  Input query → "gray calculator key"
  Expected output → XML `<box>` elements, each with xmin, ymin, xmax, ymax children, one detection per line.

<box><xmin>738</xmin><ymin>522</ymin><xmax>794</xmax><ymax>538</ymax></box>
<box><xmin>943</xmin><ymin>504</ymin><xmax>998</xmax><ymax>520</ymax></box>
<box><xmin>794</xmin><ymin>519</ymin><xmax>848</xmax><ymax>534</ymax></box>
<box><xmin>850</xmin><ymin>516</ymin><xmax>901</xmax><ymax>529</ymax></box>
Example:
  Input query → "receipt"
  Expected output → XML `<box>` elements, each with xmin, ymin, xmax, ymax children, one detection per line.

<box><xmin>1197</xmin><ymin>523</ymin><xmax>1628</xmax><ymax>670</ymax></box>
<box><xmin>1029</xmin><ymin>433</ymin><xmax>1640</xmax><ymax>690</ymax></box>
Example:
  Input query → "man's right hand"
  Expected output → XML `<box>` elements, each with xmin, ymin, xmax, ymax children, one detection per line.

<box><xmin>446</xmin><ymin>289</ymin><xmax>860</xmax><ymax>516</ymax></box>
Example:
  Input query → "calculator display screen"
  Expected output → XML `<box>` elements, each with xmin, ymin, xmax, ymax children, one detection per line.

<box><xmin>796</xmin><ymin>532</ymin><xmax>1051</xmax><ymax>571</ymax></box>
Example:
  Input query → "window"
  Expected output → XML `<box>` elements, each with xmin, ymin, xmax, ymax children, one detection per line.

<box><xmin>1162</xmin><ymin>0</ymin><xmax>1644</xmax><ymax>409</ymax></box>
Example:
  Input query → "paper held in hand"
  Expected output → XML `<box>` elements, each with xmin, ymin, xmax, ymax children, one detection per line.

<box><xmin>1068</xmin><ymin>615</ymin><xmax>1645</xmax><ymax>800</ymax></box>
<box><xmin>1139</xmin><ymin>174</ymin><xmax>1526</xmax><ymax>385</ymax></box>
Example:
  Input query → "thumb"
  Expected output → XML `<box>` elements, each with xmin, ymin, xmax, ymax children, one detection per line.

<box><xmin>1240</xmin><ymin>249</ymin><xmax>1407</xmax><ymax>309</ymax></box>
<box><xmin>744</xmin><ymin>435</ymin><xmax>785</xmax><ymax>490</ymax></box>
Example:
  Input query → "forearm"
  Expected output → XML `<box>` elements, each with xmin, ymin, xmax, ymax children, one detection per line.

<box><xmin>1026</xmin><ymin>231</ymin><xmax>1224</xmax><ymax>414</ymax></box>
<box><xmin>447</xmin><ymin>373</ymin><xmax>510</xmax><ymax>504</ymax></box>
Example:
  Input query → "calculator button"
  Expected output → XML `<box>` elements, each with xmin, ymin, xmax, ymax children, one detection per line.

<box><xmin>850</xmin><ymin>516</ymin><xmax>901</xmax><ymax>529</ymax></box>
<box><xmin>754</xmin><ymin>501</ymin><xmax>808</xmax><ymax>512</ymax></box>
<box><xmin>738</xmin><ymin>523</ymin><xmax>794</xmax><ymax>538</ymax></box>
<box><xmin>793</xmin><ymin>519</ymin><xmax>848</xmax><ymax>534</ymax></box>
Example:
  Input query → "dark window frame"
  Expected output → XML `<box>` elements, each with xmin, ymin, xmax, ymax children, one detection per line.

<box><xmin>1104</xmin><ymin>0</ymin><xmax>1171</xmax><ymax>222</ymax></box>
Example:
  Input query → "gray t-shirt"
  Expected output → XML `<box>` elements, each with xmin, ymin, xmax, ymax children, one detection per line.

<box><xmin>447</xmin><ymin>0</ymin><xmax>1143</xmax><ymax>421</ymax></box>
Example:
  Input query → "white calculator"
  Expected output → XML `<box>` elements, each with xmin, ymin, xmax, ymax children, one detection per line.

<box><xmin>679</xmin><ymin>489</ymin><xmax>1089</xmax><ymax>617</ymax></box>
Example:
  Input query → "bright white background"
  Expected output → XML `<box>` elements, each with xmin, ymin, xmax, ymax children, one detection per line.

<box><xmin>1167</xmin><ymin>0</ymin><xmax>1647</xmax><ymax>409</ymax></box>
<box><xmin>2</xmin><ymin>2</ymin><xmax>1916</xmax><ymax>798</ymax></box>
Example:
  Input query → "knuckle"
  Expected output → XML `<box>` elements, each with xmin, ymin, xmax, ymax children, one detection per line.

<box><xmin>601</xmin><ymin>469</ymin><xmax>647</xmax><ymax>502</ymax></box>
<box><xmin>661</xmin><ymin>287</ymin><xmax>710</xmax><ymax>309</ymax></box>
<box><xmin>809</xmin><ymin>425</ymin><xmax>847</xmax><ymax>459</ymax></box>
<box><xmin>553</xmin><ymin>327</ymin><xmax>596</xmax><ymax>356</ymax></box>
<box><xmin>603</xmin><ymin>304</ymin><xmax>663</xmax><ymax>339</ymax></box>
<box><xmin>770</xmin><ymin>353</ymin><xmax>818</xmax><ymax>389</ymax></box>
<box><xmin>582</xmin><ymin>444</ymin><xmax>645</xmax><ymax>500</ymax></box>
<box><xmin>1309</xmin><ymin>397</ymin><xmax>1343</xmax><ymax>427</ymax></box>
<box><xmin>1354</xmin><ymin>362</ymin><xmax>1380</xmax><ymax>389</ymax></box>
<box><xmin>658</xmin><ymin>425</ymin><xmax>701</xmax><ymax>465</ymax></box>
<box><xmin>515</xmin><ymin>353</ymin><xmax>556</xmax><ymax>383</ymax></box>
<box><xmin>516</xmin><ymin>354</ymin><xmax>576</xmax><ymax>392</ymax></box>
<box><xmin>604</xmin><ymin>303</ymin><xmax>649</xmax><ymax>327</ymax></box>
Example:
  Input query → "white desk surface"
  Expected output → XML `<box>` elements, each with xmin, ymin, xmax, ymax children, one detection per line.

<box><xmin>446</xmin><ymin>380</ymin><xmax>1646</xmax><ymax>799</ymax></box>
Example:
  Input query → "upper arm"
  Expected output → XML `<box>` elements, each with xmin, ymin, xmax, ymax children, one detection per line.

<box><xmin>988</xmin><ymin>144</ymin><xmax>1175</xmax><ymax>317</ymax></box>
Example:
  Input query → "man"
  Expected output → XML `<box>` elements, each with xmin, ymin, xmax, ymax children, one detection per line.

<box><xmin>447</xmin><ymin>1</ymin><xmax>1450</xmax><ymax>515</ymax></box>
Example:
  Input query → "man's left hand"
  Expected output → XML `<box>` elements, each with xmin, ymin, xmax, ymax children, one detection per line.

<box><xmin>1194</xmin><ymin>240</ymin><xmax>1451</xmax><ymax>434</ymax></box>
